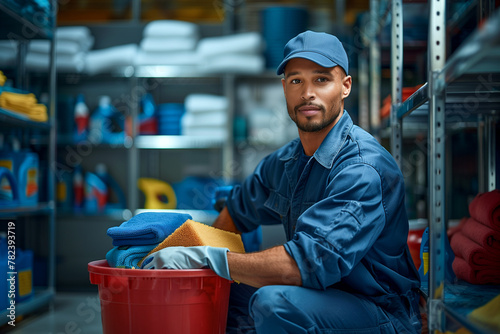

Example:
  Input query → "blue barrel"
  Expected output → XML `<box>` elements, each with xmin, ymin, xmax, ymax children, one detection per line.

<box><xmin>261</xmin><ymin>6</ymin><xmax>309</xmax><ymax>70</ymax></box>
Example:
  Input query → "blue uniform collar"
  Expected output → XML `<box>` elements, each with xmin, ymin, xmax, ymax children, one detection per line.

<box><xmin>280</xmin><ymin>111</ymin><xmax>353</xmax><ymax>169</ymax></box>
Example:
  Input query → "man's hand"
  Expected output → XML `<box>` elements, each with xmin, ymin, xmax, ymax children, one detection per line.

<box><xmin>141</xmin><ymin>246</ymin><xmax>232</xmax><ymax>280</ymax></box>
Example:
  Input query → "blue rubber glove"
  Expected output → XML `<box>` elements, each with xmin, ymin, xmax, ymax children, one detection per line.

<box><xmin>141</xmin><ymin>246</ymin><xmax>231</xmax><ymax>280</ymax></box>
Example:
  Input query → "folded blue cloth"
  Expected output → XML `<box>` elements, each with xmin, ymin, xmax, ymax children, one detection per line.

<box><xmin>106</xmin><ymin>244</ymin><xmax>158</xmax><ymax>268</ymax></box>
<box><xmin>107</xmin><ymin>212</ymin><xmax>192</xmax><ymax>246</ymax></box>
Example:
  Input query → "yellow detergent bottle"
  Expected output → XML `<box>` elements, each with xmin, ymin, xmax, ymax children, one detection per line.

<box><xmin>138</xmin><ymin>178</ymin><xmax>177</xmax><ymax>209</ymax></box>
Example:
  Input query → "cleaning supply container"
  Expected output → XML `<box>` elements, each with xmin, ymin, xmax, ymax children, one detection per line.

<box><xmin>88</xmin><ymin>260</ymin><xmax>231</xmax><ymax>334</ymax></box>
<box><xmin>407</xmin><ymin>218</ymin><xmax>427</xmax><ymax>268</ymax></box>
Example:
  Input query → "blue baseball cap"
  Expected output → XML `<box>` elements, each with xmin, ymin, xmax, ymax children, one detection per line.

<box><xmin>276</xmin><ymin>30</ymin><xmax>349</xmax><ymax>76</ymax></box>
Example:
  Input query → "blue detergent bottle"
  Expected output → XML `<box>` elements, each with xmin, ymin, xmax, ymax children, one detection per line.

<box><xmin>84</xmin><ymin>171</ymin><xmax>108</xmax><ymax>213</ymax></box>
<box><xmin>0</xmin><ymin>137</ymin><xmax>38</xmax><ymax>207</ymax></box>
<box><xmin>0</xmin><ymin>233</ymin><xmax>9</xmax><ymax>310</ymax></box>
<box><xmin>419</xmin><ymin>227</ymin><xmax>457</xmax><ymax>283</ymax></box>
<box><xmin>89</xmin><ymin>96</ymin><xmax>125</xmax><ymax>145</ymax></box>
<box><xmin>95</xmin><ymin>163</ymin><xmax>126</xmax><ymax>212</ymax></box>
<box><xmin>15</xmin><ymin>247</ymin><xmax>34</xmax><ymax>303</ymax></box>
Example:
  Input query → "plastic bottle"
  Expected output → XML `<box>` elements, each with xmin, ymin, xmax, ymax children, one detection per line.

<box><xmin>89</xmin><ymin>96</ymin><xmax>125</xmax><ymax>145</ymax></box>
<box><xmin>0</xmin><ymin>233</ymin><xmax>9</xmax><ymax>309</ymax></box>
<box><xmin>73</xmin><ymin>165</ymin><xmax>84</xmax><ymax>213</ymax></box>
<box><xmin>74</xmin><ymin>94</ymin><xmax>89</xmax><ymax>143</ymax></box>
<box><xmin>84</xmin><ymin>171</ymin><xmax>108</xmax><ymax>213</ymax></box>
<box><xmin>95</xmin><ymin>163</ymin><xmax>126</xmax><ymax>211</ymax></box>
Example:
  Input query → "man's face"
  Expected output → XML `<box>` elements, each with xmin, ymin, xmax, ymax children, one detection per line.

<box><xmin>281</xmin><ymin>58</ymin><xmax>351</xmax><ymax>133</ymax></box>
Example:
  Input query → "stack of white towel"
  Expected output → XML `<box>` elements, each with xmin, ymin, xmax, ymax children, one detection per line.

<box><xmin>196</xmin><ymin>32</ymin><xmax>264</xmax><ymax>74</ymax></box>
<box><xmin>26</xmin><ymin>26</ymin><xmax>94</xmax><ymax>72</ymax></box>
<box><xmin>0</xmin><ymin>40</ymin><xmax>17</xmax><ymax>68</ymax></box>
<box><xmin>181</xmin><ymin>94</ymin><xmax>228</xmax><ymax>138</ymax></box>
<box><xmin>85</xmin><ymin>43</ymin><xmax>138</xmax><ymax>76</ymax></box>
<box><xmin>135</xmin><ymin>20</ymin><xmax>200</xmax><ymax>67</ymax></box>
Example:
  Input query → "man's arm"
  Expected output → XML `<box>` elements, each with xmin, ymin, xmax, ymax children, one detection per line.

<box><xmin>213</xmin><ymin>207</ymin><xmax>302</xmax><ymax>288</ymax></box>
<box><xmin>228</xmin><ymin>246</ymin><xmax>302</xmax><ymax>288</ymax></box>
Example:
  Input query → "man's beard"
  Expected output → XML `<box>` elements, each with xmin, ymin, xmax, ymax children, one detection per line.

<box><xmin>289</xmin><ymin>102</ymin><xmax>341</xmax><ymax>133</ymax></box>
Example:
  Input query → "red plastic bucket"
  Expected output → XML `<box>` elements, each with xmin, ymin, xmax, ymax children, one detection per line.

<box><xmin>88</xmin><ymin>260</ymin><xmax>231</xmax><ymax>334</ymax></box>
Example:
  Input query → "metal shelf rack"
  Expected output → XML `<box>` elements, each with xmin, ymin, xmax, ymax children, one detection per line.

<box><xmin>0</xmin><ymin>0</ymin><xmax>57</xmax><ymax>325</ymax></box>
<box><xmin>389</xmin><ymin>0</ymin><xmax>500</xmax><ymax>333</ymax></box>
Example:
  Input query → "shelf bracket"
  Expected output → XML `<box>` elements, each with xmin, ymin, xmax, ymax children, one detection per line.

<box><xmin>428</xmin><ymin>0</ymin><xmax>447</xmax><ymax>332</ymax></box>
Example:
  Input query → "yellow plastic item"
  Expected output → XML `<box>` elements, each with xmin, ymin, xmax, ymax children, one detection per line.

<box><xmin>137</xmin><ymin>177</ymin><xmax>177</xmax><ymax>209</ymax></box>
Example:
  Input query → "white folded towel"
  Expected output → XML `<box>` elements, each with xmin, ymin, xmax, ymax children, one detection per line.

<box><xmin>185</xmin><ymin>94</ymin><xmax>228</xmax><ymax>113</ymax></box>
<box><xmin>182</xmin><ymin>127</ymin><xmax>228</xmax><ymax>138</ymax></box>
<box><xmin>196</xmin><ymin>32</ymin><xmax>262</xmax><ymax>58</ymax></box>
<box><xmin>84</xmin><ymin>44</ymin><xmax>138</xmax><ymax>75</ymax></box>
<box><xmin>199</xmin><ymin>54</ymin><xmax>264</xmax><ymax>74</ymax></box>
<box><xmin>0</xmin><ymin>50</ymin><xmax>16</xmax><ymax>67</ymax></box>
<box><xmin>56</xmin><ymin>26</ymin><xmax>94</xmax><ymax>51</ymax></box>
<box><xmin>26</xmin><ymin>51</ymin><xmax>86</xmax><ymax>72</ymax></box>
<box><xmin>143</xmin><ymin>20</ymin><xmax>198</xmax><ymax>38</ymax></box>
<box><xmin>134</xmin><ymin>50</ymin><xmax>200</xmax><ymax>66</ymax></box>
<box><xmin>181</xmin><ymin>111</ymin><xmax>227</xmax><ymax>128</ymax></box>
<box><xmin>29</xmin><ymin>39</ymin><xmax>81</xmax><ymax>55</ymax></box>
<box><xmin>140</xmin><ymin>37</ymin><xmax>197</xmax><ymax>53</ymax></box>
<box><xmin>0</xmin><ymin>40</ymin><xmax>18</xmax><ymax>52</ymax></box>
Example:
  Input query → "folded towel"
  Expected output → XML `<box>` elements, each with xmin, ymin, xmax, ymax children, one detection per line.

<box><xmin>181</xmin><ymin>110</ymin><xmax>227</xmax><ymax>128</ymax></box>
<box><xmin>469</xmin><ymin>189</ymin><xmax>500</xmax><ymax>231</ymax></box>
<box><xmin>84</xmin><ymin>44</ymin><xmax>138</xmax><ymax>75</ymax></box>
<box><xmin>106</xmin><ymin>244</ymin><xmax>158</xmax><ymax>268</ymax></box>
<box><xmin>29</xmin><ymin>39</ymin><xmax>81</xmax><ymax>55</ymax></box>
<box><xmin>134</xmin><ymin>50</ymin><xmax>200</xmax><ymax>66</ymax></box>
<box><xmin>0</xmin><ymin>40</ymin><xmax>18</xmax><ymax>52</ymax></box>
<box><xmin>26</xmin><ymin>51</ymin><xmax>86</xmax><ymax>73</ymax></box>
<box><xmin>0</xmin><ymin>46</ymin><xmax>17</xmax><ymax>67</ymax></box>
<box><xmin>199</xmin><ymin>54</ymin><xmax>265</xmax><ymax>75</ymax></box>
<box><xmin>140</xmin><ymin>37</ymin><xmax>197</xmax><ymax>53</ymax></box>
<box><xmin>452</xmin><ymin>255</ymin><xmax>500</xmax><ymax>284</ymax></box>
<box><xmin>469</xmin><ymin>294</ymin><xmax>500</xmax><ymax>331</ymax></box>
<box><xmin>56</xmin><ymin>26</ymin><xmax>94</xmax><ymax>51</ymax></box>
<box><xmin>0</xmin><ymin>91</ymin><xmax>48</xmax><ymax>122</ymax></box>
<box><xmin>143</xmin><ymin>20</ymin><xmax>198</xmax><ymax>38</ymax></box>
<box><xmin>461</xmin><ymin>217</ymin><xmax>500</xmax><ymax>254</ymax></box>
<box><xmin>107</xmin><ymin>211</ymin><xmax>192</xmax><ymax>246</ymax></box>
<box><xmin>185</xmin><ymin>94</ymin><xmax>228</xmax><ymax>113</ymax></box>
<box><xmin>182</xmin><ymin>127</ymin><xmax>228</xmax><ymax>138</ymax></box>
<box><xmin>196</xmin><ymin>32</ymin><xmax>262</xmax><ymax>58</ymax></box>
<box><xmin>450</xmin><ymin>232</ymin><xmax>500</xmax><ymax>268</ymax></box>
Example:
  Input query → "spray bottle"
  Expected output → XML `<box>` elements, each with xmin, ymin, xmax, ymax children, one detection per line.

<box><xmin>74</xmin><ymin>94</ymin><xmax>89</xmax><ymax>143</ymax></box>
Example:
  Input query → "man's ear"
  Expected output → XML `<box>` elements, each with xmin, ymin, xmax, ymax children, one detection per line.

<box><xmin>343</xmin><ymin>75</ymin><xmax>352</xmax><ymax>99</ymax></box>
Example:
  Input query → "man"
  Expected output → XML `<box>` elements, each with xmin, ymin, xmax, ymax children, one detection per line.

<box><xmin>143</xmin><ymin>31</ymin><xmax>422</xmax><ymax>333</ymax></box>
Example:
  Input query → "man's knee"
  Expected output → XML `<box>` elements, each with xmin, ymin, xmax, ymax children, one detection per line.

<box><xmin>249</xmin><ymin>286</ymin><xmax>292</xmax><ymax>329</ymax></box>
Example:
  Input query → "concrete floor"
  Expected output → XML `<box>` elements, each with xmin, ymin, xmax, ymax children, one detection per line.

<box><xmin>2</xmin><ymin>293</ymin><xmax>103</xmax><ymax>334</ymax></box>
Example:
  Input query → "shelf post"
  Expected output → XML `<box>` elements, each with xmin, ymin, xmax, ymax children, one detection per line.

<box><xmin>486</xmin><ymin>115</ymin><xmax>496</xmax><ymax>191</ymax></box>
<box><xmin>369</xmin><ymin>0</ymin><xmax>381</xmax><ymax>135</ymax></box>
<box><xmin>427</xmin><ymin>0</ymin><xmax>447</xmax><ymax>332</ymax></box>
<box><xmin>390</xmin><ymin>0</ymin><xmax>403</xmax><ymax>169</ymax></box>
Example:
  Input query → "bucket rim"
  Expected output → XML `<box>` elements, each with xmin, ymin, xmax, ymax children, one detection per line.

<box><xmin>88</xmin><ymin>259</ymin><xmax>221</xmax><ymax>278</ymax></box>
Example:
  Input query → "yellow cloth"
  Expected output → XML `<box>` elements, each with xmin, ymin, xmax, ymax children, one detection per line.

<box><xmin>0</xmin><ymin>91</ymin><xmax>48</xmax><ymax>122</ymax></box>
<box><xmin>468</xmin><ymin>294</ymin><xmax>500</xmax><ymax>331</ymax></box>
<box><xmin>0</xmin><ymin>71</ymin><xmax>6</xmax><ymax>86</ymax></box>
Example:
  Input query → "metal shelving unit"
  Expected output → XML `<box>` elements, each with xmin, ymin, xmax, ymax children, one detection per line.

<box><xmin>389</xmin><ymin>1</ymin><xmax>500</xmax><ymax>333</ymax></box>
<box><xmin>125</xmin><ymin>71</ymin><xmax>237</xmax><ymax>213</ymax></box>
<box><xmin>0</xmin><ymin>0</ymin><xmax>57</xmax><ymax>325</ymax></box>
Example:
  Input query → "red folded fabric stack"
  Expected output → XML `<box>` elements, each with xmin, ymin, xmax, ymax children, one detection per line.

<box><xmin>449</xmin><ymin>189</ymin><xmax>500</xmax><ymax>284</ymax></box>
